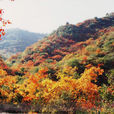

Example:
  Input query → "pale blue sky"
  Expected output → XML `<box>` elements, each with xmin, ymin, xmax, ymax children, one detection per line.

<box><xmin>0</xmin><ymin>0</ymin><xmax>114</xmax><ymax>33</ymax></box>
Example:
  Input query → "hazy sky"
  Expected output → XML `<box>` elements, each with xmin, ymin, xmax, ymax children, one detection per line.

<box><xmin>0</xmin><ymin>0</ymin><xmax>114</xmax><ymax>33</ymax></box>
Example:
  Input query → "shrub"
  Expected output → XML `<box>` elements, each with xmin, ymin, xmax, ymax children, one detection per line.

<box><xmin>67</xmin><ymin>58</ymin><xmax>85</xmax><ymax>74</ymax></box>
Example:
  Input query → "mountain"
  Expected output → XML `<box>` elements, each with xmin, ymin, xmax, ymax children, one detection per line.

<box><xmin>0</xmin><ymin>28</ymin><xmax>46</xmax><ymax>58</ymax></box>
<box><xmin>7</xmin><ymin>14</ymin><xmax>114</xmax><ymax>69</ymax></box>
<box><xmin>0</xmin><ymin>13</ymin><xmax>114</xmax><ymax>113</ymax></box>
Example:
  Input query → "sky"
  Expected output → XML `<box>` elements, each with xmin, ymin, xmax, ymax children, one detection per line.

<box><xmin>0</xmin><ymin>0</ymin><xmax>114</xmax><ymax>33</ymax></box>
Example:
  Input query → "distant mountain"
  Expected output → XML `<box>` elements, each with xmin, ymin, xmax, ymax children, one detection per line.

<box><xmin>0</xmin><ymin>28</ymin><xmax>46</xmax><ymax>58</ymax></box>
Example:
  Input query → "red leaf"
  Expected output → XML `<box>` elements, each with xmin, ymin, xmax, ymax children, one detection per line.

<box><xmin>2</xmin><ymin>31</ymin><xmax>5</xmax><ymax>36</ymax></box>
<box><xmin>0</xmin><ymin>17</ymin><xmax>2</xmax><ymax>21</ymax></box>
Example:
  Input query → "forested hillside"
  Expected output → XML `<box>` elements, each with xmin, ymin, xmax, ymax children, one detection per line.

<box><xmin>7</xmin><ymin>14</ymin><xmax>114</xmax><ymax>70</ymax></box>
<box><xmin>0</xmin><ymin>14</ymin><xmax>114</xmax><ymax>113</ymax></box>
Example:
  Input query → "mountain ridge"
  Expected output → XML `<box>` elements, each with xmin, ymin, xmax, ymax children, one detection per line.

<box><xmin>7</xmin><ymin>14</ymin><xmax>114</xmax><ymax>69</ymax></box>
<box><xmin>0</xmin><ymin>28</ymin><xmax>46</xmax><ymax>58</ymax></box>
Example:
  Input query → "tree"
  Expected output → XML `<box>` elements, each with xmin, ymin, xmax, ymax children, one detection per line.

<box><xmin>0</xmin><ymin>0</ymin><xmax>13</xmax><ymax>40</ymax></box>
